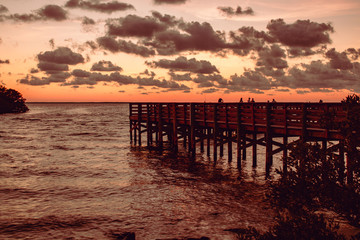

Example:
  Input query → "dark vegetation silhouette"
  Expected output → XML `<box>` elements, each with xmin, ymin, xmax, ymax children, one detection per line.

<box><xmin>232</xmin><ymin>94</ymin><xmax>360</xmax><ymax>239</ymax></box>
<box><xmin>0</xmin><ymin>85</ymin><xmax>29</xmax><ymax>114</ymax></box>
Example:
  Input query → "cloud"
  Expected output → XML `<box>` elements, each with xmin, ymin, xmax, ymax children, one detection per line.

<box><xmin>65</xmin><ymin>0</ymin><xmax>134</xmax><ymax>14</ymax></box>
<box><xmin>154</xmin><ymin>0</ymin><xmax>187</xmax><ymax>5</ymax></box>
<box><xmin>267</xmin><ymin>19</ymin><xmax>334</xmax><ymax>48</ymax></box>
<box><xmin>82</xmin><ymin>16</ymin><xmax>95</xmax><ymax>25</ymax></box>
<box><xmin>168</xmin><ymin>71</ymin><xmax>192</xmax><ymax>81</ymax></box>
<box><xmin>37</xmin><ymin>47</ymin><xmax>85</xmax><ymax>65</ymax></box>
<box><xmin>282</xmin><ymin>60</ymin><xmax>360</xmax><ymax>91</ymax></box>
<box><xmin>325</xmin><ymin>48</ymin><xmax>353</xmax><ymax>70</ymax></box>
<box><xmin>147</xmin><ymin>56</ymin><xmax>219</xmax><ymax>74</ymax></box>
<box><xmin>91</xmin><ymin>60</ymin><xmax>122</xmax><ymax>71</ymax></box>
<box><xmin>0</xmin><ymin>59</ymin><xmax>10</xmax><ymax>64</ymax></box>
<box><xmin>0</xmin><ymin>4</ymin><xmax>8</xmax><ymax>14</ymax></box>
<box><xmin>202</xmin><ymin>88</ymin><xmax>219</xmax><ymax>94</ymax></box>
<box><xmin>71</xmin><ymin>69</ymin><xmax>91</xmax><ymax>77</ymax></box>
<box><xmin>256</xmin><ymin>44</ymin><xmax>288</xmax><ymax>69</ymax></box>
<box><xmin>37</xmin><ymin>62</ymin><xmax>69</xmax><ymax>72</ymax></box>
<box><xmin>218</xmin><ymin>6</ymin><xmax>254</xmax><ymax>17</ymax></box>
<box><xmin>97</xmin><ymin>36</ymin><xmax>155</xmax><ymax>57</ymax></box>
<box><xmin>149</xmin><ymin>21</ymin><xmax>227</xmax><ymax>54</ymax></box>
<box><xmin>106</xmin><ymin>14</ymin><xmax>168</xmax><ymax>38</ymax></box>
<box><xmin>3</xmin><ymin>5</ymin><xmax>68</xmax><ymax>22</ymax></box>
<box><xmin>227</xmin><ymin>71</ymin><xmax>273</xmax><ymax>92</ymax></box>
<box><xmin>19</xmin><ymin>72</ymin><xmax>71</xmax><ymax>86</ymax></box>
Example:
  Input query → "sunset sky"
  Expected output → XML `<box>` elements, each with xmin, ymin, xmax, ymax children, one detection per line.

<box><xmin>0</xmin><ymin>0</ymin><xmax>359</xmax><ymax>102</ymax></box>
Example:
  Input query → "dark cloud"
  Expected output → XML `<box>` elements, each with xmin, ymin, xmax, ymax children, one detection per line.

<box><xmin>346</xmin><ymin>48</ymin><xmax>360</xmax><ymax>60</ymax></box>
<box><xmin>168</xmin><ymin>71</ymin><xmax>192</xmax><ymax>81</ymax></box>
<box><xmin>0</xmin><ymin>59</ymin><xmax>10</xmax><ymax>64</ymax></box>
<box><xmin>97</xmin><ymin>36</ymin><xmax>155</xmax><ymax>57</ymax></box>
<box><xmin>37</xmin><ymin>62</ymin><xmax>69</xmax><ymax>72</ymax></box>
<box><xmin>5</xmin><ymin>5</ymin><xmax>68</xmax><ymax>22</ymax></box>
<box><xmin>154</xmin><ymin>0</ymin><xmax>187</xmax><ymax>5</ymax></box>
<box><xmin>267</xmin><ymin>19</ymin><xmax>334</xmax><ymax>48</ymax></box>
<box><xmin>82</xmin><ymin>16</ymin><xmax>95</xmax><ymax>25</ymax></box>
<box><xmin>65</xmin><ymin>0</ymin><xmax>134</xmax><ymax>14</ymax></box>
<box><xmin>227</xmin><ymin>71</ymin><xmax>273</xmax><ymax>92</ymax></box>
<box><xmin>71</xmin><ymin>69</ymin><xmax>91</xmax><ymax>77</ymax></box>
<box><xmin>149</xmin><ymin>21</ymin><xmax>226</xmax><ymax>54</ymax></box>
<box><xmin>287</xmin><ymin>47</ymin><xmax>316</xmax><ymax>57</ymax></box>
<box><xmin>326</xmin><ymin>48</ymin><xmax>353</xmax><ymax>70</ymax></box>
<box><xmin>38</xmin><ymin>47</ymin><xmax>85</xmax><ymax>65</ymax></box>
<box><xmin>137</xmin><ymin>76</ymin><xmax>190</xmax><ymax>91</ymax></box>
<box><xmin>256</xmin><ymin>44</ymin><xmax>288</xmax><ymax>69</ymax></box>
<box><xmin>218</xmin><ymin>6</ymin><xmax>254</xmax><ymax>17</ymax></box>
<box><xmin>202</xmin><ymin>88</ymin><xmax>219</xmax><ymax>94</ymax></box>
<box><xmin>0</xmin><ymin>4</ymin><xmax>8</xmax><ymax>14</ymax></box>
<box><xmin>37</xmin><ymin>5</ymin><xmax>68</xmax><ymax>21</ymax></box>
<box><xmin>91</xmin><ymin>60</ymin><xmax>122</xmax><ymax>71</ymax></box>
<box><xmin>282</xmin><ymin>60</ymin><xmax>360</xmax><ymax>91</ymax></box>
<box><xmin>30</xmin><ymin>68</ymin><xmax>39</xmax><ymax>73</ymax></box>
<box><xmin>19</xmin><ymin>72</ymin><xmax>71</xmax><ymax>86</ymax></box>
<box><xmin>151</xmin><ymin>11</ymin><xmax>180</xmax><ymax>27</ymax></box>
<box><xmin>106</xmin><ymin>15</ymin><xmax>168</xmax><ymax>38</ymax></box>
<box><xmin>147</xmin><ymin>56</ymin><xmax>219</xmax><ymax>74</ymax></box>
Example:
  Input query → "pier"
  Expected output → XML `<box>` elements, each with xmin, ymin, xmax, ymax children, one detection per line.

<box><xmin>129</xmin><ymin>102</ymin><xmax>349</xmax><ymax>177</ymax></box>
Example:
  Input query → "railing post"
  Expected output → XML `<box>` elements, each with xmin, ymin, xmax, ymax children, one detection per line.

<box><xmin>158</xmin><ymin>104</ymin><xmax>163</xmax><ymax>150</ymax></box>
<box><xmin>213</xmin><ymin>104</ymin><xmax>218</xmax><ymax>162</ymax></box>
<box><xmin>190</xmin><ymin>103</ymin><xmax>196</xmax><ymax>158</ymax></box>
<box><xmin>266</xmin><ymin>103</ymin><xmax>273</xmax><ymax>176</ymax></box>
<box><xmin>172</xmin><ymin>103</ymin><xmax>178</xmax><ymax>152</ymax></box>
<box><xmin>146</xmin><ymin>104</ymin><xmax>151</xmax><ymax>148</ymax></box>
<box><xmin>237</xmin><ymin>103</ymin><xmax>242</xmax><ymax>168</ymax></box>
<box><xmin>129</xmin><ymin>104</ymin><xmax>133</xmax><ymax>144</ymax></box>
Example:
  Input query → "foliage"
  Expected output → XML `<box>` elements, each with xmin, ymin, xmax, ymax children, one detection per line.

<box><xmin>0</xmin><ymin>85</ymin><xmax>29</xmax><ymax>114</ymax></box>
<box><xmin>232</xmin><ymin>212</ymin><xmax>345</xmax><ymax>240</ymax></box>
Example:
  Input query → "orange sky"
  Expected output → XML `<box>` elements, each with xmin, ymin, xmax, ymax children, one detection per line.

<box><xmin>0</xmin><ymin>0</ymin><xmax>359</xmax><ymax>102</ymax></box>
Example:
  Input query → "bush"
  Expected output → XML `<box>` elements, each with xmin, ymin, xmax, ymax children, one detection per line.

<box><xmin>0</xmin><ymin>85</ymin><xmax>29</xmax><ymax>114</ymax></box>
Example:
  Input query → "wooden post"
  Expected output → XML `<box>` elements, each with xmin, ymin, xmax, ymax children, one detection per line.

<box><xmin>339</xmin><ymin>140</ymin><xmax>345</xmax><ymax>184</ymax></box>
<box><xmin>346</xmin><ymin>153</ymin><xmax>353</xmax><ymax>186</ymax></box>
<box><xmin>207</xmin><ymin>128</ymin><xmax>211</xmax><ymax>157</ymax></box>
<box><xmin>213</xmin><ymin>104</ymin><xmax>218</xmax><ymax>161</ymax></box>
<box><xmin>283</xmin><ymin>103</ymin><xmax>288</xmax><ymax>175</ymax></box>
<box><xmin>146</xmin><ymin>104</ymin><xmax>151</xmax><ymax>148</ymax></box>
<box><xmin>265</xmin><ymin>103</ymin><xmax>273</xmax><ymax>176</ymax></box>
<box><xmin>301</xmin><ymin>103</ymin><xmax>308</xmax><ymax>142</ymax></box>
<box><xmin>190</xmin><ymin>103</ymin><xmax>196</xmax><ymax>158</ymax></box>
<box><xmin>283</xmin><ymin>136</ymin><xmax>288</xmax><ymax>175</ymax></box>
<box><xmin>200</xmin><ymin>129</ymin><xmax>204</xmax><ymax>153</ymax></box>
<box><xmin>252</xmin><ymin>132</ymin><xmax>257</xmax><ymax>167</ymax></box>
<box><xmin>228</xmin><ymin>130</ymin><xmax>232</xmax><ymax>162</ymax></box>
<box><xmin>183</xmin><ymin>104</ymin><xmax>187</xmax><ymax>148</ymax></box>
<box><xmin>236</xmin><ymin>103</ymin><xmax>242</xmax><ymax>168</ymax></box>
<box><xmin>220</xmin><ymin>130</ymin><xmax>224</xmax><ymax>158</ymax></box>
<box><xmin>172</xmin><ymin>103</ymin><xmax>178</xmax><ymax>152</ymax></box>
<box><xmin>158</xmin><ymin>104</ymin><xmax>163</xmax><ymax>150</ymax></box>
<box><xmin>129</xmin><ymin>104</ymin><xmax>133</xmax><ymax>144</ymax></box>
<box><xmin>137</xmin><ymin>104</ymin><xmax>142</xmax><ymax>146</ymax></box>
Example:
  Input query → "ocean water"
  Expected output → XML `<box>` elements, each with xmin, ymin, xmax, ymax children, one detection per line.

<box><xmin>0</xmin><ymin>103</ymin><xmax>277</xmax><ymax>240</ymax></box>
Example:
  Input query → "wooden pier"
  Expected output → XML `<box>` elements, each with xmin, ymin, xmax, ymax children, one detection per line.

<box><xmin>129</xmin><ymin>102</ymin><xmax>349</xmax><ymax>177</ymax></box>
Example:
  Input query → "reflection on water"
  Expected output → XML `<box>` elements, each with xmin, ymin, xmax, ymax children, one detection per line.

<box><xmin>0</xmin><ymin>103</ymin><xmax>276</xmax><ymax>239</ymax></box>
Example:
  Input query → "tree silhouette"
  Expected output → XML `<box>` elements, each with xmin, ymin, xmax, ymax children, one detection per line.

<box><xmin>0</xmin><ymin>85</ymin><xmax>29</xmax><ymax>114</ymax></box>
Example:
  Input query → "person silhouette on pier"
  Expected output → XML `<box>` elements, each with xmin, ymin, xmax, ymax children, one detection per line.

<box><xmin>240</xmin><ymin>98</ymin><xmax>243</xmax><ymax>103</ymax></box>
<box><xmin>218</xmin><ymin>98</ymin><xmax>223</xmax><ymax>103</ymax></box>
<box><xmin>251</xmin><ymin>98</ymin><xmax>255</xmax><ymax>103</ymax></box>
<box><xmin>247</xmin><ymin>97</ymin><xmax>251</xmax><ymax>103</ymax></box>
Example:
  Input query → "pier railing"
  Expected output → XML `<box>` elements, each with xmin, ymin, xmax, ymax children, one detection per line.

<box><xmin>129</xmin><ymin>102</ymin><xmax>346</xmax><ymax>140</ymax></box>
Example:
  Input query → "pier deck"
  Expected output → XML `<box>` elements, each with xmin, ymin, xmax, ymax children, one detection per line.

<box><xmin>129</xmin><ymin>102</ymin><xmax>348</xmax><ymax>177</ymax></box>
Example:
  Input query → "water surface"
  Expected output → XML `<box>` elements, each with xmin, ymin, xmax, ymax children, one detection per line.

<box><xmin>0</xmin><ymin>103</ymin><xmax>276</xmax><ymax>239</ymax></box>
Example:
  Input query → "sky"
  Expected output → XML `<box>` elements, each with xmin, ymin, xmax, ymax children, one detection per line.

<box><xmin>0</xmin><ymin>0</ymin><xmax>359</xmax><ymax>102</ymax></box>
